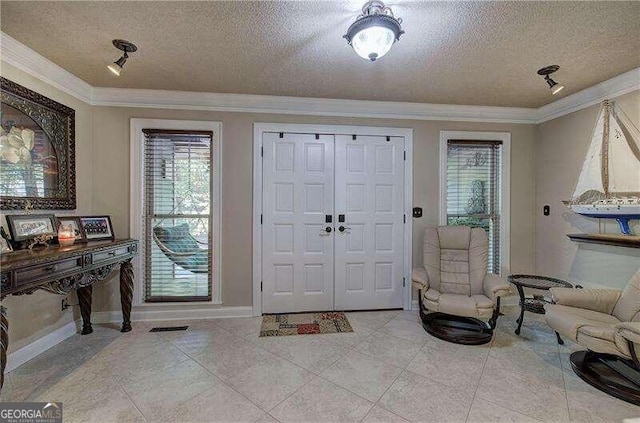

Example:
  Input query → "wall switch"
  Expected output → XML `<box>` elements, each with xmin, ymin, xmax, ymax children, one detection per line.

<box><xmin>543</xmin><ymin>205</ymin><xmax>550</xmax><ymax>216</ymax></box>
<box><xmin>413</xmin><ymin>207</ymin><xmax>423</xmax><ymax>218</ymax></box>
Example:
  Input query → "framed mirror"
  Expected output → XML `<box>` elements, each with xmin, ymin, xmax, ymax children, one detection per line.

<box><xmin>0</xmin><ymin>77</ymin><xmax>76</xmax><ymax>209</ymax></box>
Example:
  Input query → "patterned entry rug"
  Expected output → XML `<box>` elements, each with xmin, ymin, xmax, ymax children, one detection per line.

<box><xmin>260</xmin><ymin>312</ymin><xmax>353</xmax><ymax>337</ymax></box>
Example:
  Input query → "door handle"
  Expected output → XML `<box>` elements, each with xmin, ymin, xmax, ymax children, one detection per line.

<box><xmin>319</xmin><ymin>226</ymin><xmax>333</xmax><ymax>236</ymax></box>
<box><xmin>338</xmin><ymin>225</ymin><xmax>351</xmax><ymax>234</ymax></box>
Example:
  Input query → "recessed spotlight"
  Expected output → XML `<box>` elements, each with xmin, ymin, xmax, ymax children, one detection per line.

<box><xmin>537</xmin><ymin>65</ymin><xmax>565</xmax><ymax>95</ymax></box>
<box><xmin>107</xmin><ymin>39</ymin><xmax>137</xmax><ymax>77</ymax></box>
<box><xmin>344</xmin><ymin>1</ymin><xmax>404</xmax><ymax>62</ymax></box>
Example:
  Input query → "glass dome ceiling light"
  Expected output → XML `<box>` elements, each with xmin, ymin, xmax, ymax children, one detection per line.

<box><xmin>344</xmin><ymin>1</ymin><xmax>404</xmax><ymax>62</ymax></box>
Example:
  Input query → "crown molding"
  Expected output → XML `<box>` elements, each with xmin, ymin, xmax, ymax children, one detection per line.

<box><xmin>535</xmin><ymin>67</ymin><xmax>640</xmax><ymax>123</ymax></box>
<box><xmin>92</xmin><ymin>87</ymin><xmax>537</xmax><ymax>123</ymax></box>
<box><xmin>1</xmin><ymin>32</ymin><xmax>94</xmax><ymax>104</ymax></box>
<box><xmin>2</xmin><ymin>31</ymin><xmax>637</xmax><ymax>125</ymax></box>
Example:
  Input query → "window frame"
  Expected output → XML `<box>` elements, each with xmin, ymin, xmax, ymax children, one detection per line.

<box><xmin>131</xmin><ymin>119</ymin><xmax>222</xmax><ymax>306</ymax></box>
<box><xmin>439</xmin><ymin>131</ymin><xmax>511</xmax><ymax>276</ymax></box>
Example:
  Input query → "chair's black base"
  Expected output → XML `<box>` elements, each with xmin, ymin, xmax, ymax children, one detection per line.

<box><xmin>570</xmin><ymin>350</ymin><xmax>640</xmax><ymax>406</ymax></box>
<box><xmin>419</xmin><ymin>311</ymin><xmax>494</xmax><ymax>345</ymax></box>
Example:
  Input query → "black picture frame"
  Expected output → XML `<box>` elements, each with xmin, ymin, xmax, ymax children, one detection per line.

<box><xmin>56</xmin><ymin>216</ymin><xmax>87</xmax><ymax>243</ymax></box>
<box><xmin>6</xmin><ymin>214</ymin><xmax>57</xmax><ymax>242</ymax></box>
<box><xmin>79</xmin><ymin>216</ymin><xmax>114</xmax><ymax>240</ymax></box>
<box><xmin>0</xmin><ymin>77</ymin><xmax>76</xmax><ymax>210</ymax></box>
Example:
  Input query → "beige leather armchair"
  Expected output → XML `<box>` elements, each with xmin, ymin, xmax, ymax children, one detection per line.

<box><xmin>545</xmin><ymin>269</ymin><xmax>640</xmax><ymax>405</ymax></box>
<box><xmin>412</xmin><ymin>226</ymin><xmax>510</xmax><ymax>345</ymax></box>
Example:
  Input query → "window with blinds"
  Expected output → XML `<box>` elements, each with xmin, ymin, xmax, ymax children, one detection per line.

<box><xmin>445</xmin><ymin>140</ymin><xmax>502</xmax><ymax>274</ymax></box>
<box><xmin>143</xmin><ymin>129</ymin><xmax>213</xmax><ymax>302</ymax></box>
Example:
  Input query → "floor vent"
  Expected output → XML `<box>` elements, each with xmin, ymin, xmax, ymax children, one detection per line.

<box><xmin>149</xmin><ymin>326</ymin><xmax>189</xmax><ymax>332</ymax></box>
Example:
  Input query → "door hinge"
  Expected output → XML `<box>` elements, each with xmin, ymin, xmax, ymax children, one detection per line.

<box><xmin>261</xmin><ymin>281</ymin><xmax>263</xmax><ymax>292</ymax></box>
<box><xmin>403</xmin><ymin>214</ymin><xmax>406</xmax><ymax>223</ymax></box>
<box><xmin>261</xmin><ymin>146</ymin><xmax>264</xmax><ymax>157</ymax></box>
<box><xmin>260</xmin><ymin>214</ymin><xmax>263</xmax><ymax>224</ymax></box>
<box><xmin>403</xmin><ymin>277</ymin><xmax>406</xmax><ymax>287</ymax></box>
<box><xmin>279</xmin><ymin>132</ymin><xmax>284</xmax><ymax>138</ymax></box>
<box><xmin>404</xmin><ymin>150</ymin><xmax>406</xmax><ymax>161</ymax></box>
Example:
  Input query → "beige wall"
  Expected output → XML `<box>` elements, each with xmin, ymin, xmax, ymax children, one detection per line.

<box><xmin>1</xmin><ymin>62</ymin><xmax>539</xmax><ymax>351</ymax></box>
<box><xmin>0</xmin><ymin>62</ymin><xmax>93</xmax><ymax>352</ymax></box>
<box><xmin>90</xmin><ymin>107</ymin><xmax>538</xmax><ymax>310</ymax></box>
<box><xmin>536</xmin><ymin>90</ymin><xmax>640</xmax><ymax>289</ymax></box>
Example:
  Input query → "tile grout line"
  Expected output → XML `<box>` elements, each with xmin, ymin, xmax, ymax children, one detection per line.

<box><xmin>165</xmin><ymin>330</ymin><xmax>279</xmax><ymax>415</ymax></box>
<box><xmin>462</xmin><ymin>337</ymin><xmax>494</xmax><ymax>423</ymax></box>
<box><xmin>110</xmin><ymin>371</ymin><xmax>151</xmax><ymax>423</ymax></box>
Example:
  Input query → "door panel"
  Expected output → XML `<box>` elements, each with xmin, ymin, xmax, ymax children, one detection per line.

<box><xmin>262</xmin><ymin>133</ymin><xmax>335</xmax><ymax>313</ymax></box>
<box><xmin>334</xmin><ymin>135</ymin><xmax>405</xmax><ymax>310</ymax></box>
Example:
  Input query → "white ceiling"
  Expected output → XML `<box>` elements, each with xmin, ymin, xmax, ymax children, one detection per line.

<box><xmin>1</xmin><ymin>1</ymin><xmax>638</xmax><ymax>108</ymax></box>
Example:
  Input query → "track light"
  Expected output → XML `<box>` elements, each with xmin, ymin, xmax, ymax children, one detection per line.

<box><xmin>537</xmin><ymin>65</ymin><xmax>565</xmax><ymax>95</ymax></box>
<box><xmin>107</xmin><ymin>39</ymin><xmax>137</xmax><ymax>77</ymax></box>
<box><xmin>344</xmin><ymin>1</ymin><xmax>404</xmax><ymax>62</ymax></box>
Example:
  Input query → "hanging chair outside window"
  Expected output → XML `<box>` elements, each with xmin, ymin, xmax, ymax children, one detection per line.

<box><xmin>152</xmin><ymin>223</ymin><xmax>209</xmax><ymax>274</ymax></box>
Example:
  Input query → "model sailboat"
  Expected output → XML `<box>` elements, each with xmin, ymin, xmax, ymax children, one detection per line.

<box><xmin>565</xmin><ymin>100</ymin><xmax>640</xmax><ymax>235</ymax></box>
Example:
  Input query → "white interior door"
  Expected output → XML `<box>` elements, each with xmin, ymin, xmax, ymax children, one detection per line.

<box><xmin>262</xmin><ymin>133</ymin><xmax>335</xmax><ymax>313</ymax></box>
<box><xmin>334</xmin><ymin>135</ymin><xmax>405</xmax><ymax>310</ymax></box>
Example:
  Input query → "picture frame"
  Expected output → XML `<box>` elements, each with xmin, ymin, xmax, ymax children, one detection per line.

<box><xmin>56</xmin><ymin>216</ymin><xmax>87</xmax><ymax>243</ymax></box>
<box><xmin>6</xmin><ymin>214</ymin><xmax>57</xmax><ymax>242</ymax></box>
<box><xmin>79</xmin><ymin>216</ymin><xmax>114</xmax><ymax>240</ymax></box>
<box><xmin>1</xmin><ymin>77</ymin><xmax>76</xmax><ymax>210</ymax></box>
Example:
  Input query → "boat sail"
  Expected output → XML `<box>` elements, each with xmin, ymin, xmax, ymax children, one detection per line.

<box><xmin>566</xmin><ymin>100</ymin><xmax>640</xmax><ymax>235</ymax></box>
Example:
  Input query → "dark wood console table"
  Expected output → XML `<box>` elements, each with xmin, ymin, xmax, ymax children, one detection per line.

<box><xmin>0</xmin><ymin>238</ymin><xmax>138</xmax><ymax>391</ymax></box>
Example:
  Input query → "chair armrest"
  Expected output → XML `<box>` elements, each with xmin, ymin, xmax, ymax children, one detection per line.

<box><xmin>616</xmin><ymin>322</ymin><xmax>640</xmax><ymax>347</ymax></box>
<box><xmin>412</xmin><ymin>268</ymin><xmax>429</xmax><ymax>291</ymax></box>
<box><xmin>483</xmin><ymin>273</ymin><xmax>511</xmax><ymax>301</ymax></box>
<box><xmin>549</xmin><ymin>288</ymin><xmax>621</xmax><ymax>314</ymax></box>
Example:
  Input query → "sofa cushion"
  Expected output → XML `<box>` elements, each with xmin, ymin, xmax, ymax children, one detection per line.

<box><xmin>545</xmin><ymin>304</ymin><xmax>620</xmax><ymax>343</ymax></box>
<box><xmin>431</xmin><ymin>292</ymin><xmax>494</xmax><ymax>319</ymax></box>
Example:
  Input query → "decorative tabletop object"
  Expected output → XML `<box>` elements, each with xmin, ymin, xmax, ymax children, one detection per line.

<box><xmin>57</xmin><ymin>223</ymin><xmax>75</xmax><ymax>246</ymax></box>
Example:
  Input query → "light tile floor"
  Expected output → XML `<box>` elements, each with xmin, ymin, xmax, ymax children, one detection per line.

<box><xmin>2</xmin><ymin>307</ymin><xmax>640</xmax><ymax>422</ymax></box>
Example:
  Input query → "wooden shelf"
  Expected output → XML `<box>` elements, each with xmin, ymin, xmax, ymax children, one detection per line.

<box><xmin>567</xmin><ymin>233</ymin><xmax>640</xmax><ymax>249</ymax></box>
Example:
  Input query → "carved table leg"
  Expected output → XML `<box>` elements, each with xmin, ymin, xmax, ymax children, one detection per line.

<box><xmin>119</xmin><ymin>260</ymin><xmax>134</xmax><ymax>332</ymax></box>
<box><xmin>1</xmin><ymin>305</ymin><xmax>7</xmax><ymax>391</ymax></box>
<box><xmin>77</xmin><ymin>285</ymin><xmax>93</xmax><ymax>335</ymax></box>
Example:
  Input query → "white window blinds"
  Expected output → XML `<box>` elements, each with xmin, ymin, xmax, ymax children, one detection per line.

<box><xmin>446</xmin><ymin>140</ymin><xmax>502</xmax><ymax>274</ymax></box>
<box><xmin>143</xmin><ymin>129</ymin><xmax>213</xmax><ymax>301</ymax></box>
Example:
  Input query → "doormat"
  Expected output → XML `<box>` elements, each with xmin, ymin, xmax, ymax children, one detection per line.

<box><xmin>260</xmin><ymin>312</ymin><xmax>353</xmax><ymax>337</ymax></box>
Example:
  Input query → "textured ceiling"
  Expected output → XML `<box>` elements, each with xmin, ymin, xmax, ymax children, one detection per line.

<box><xmin>1</xmin><ymin>1</ymin><xmax>639</xmax><ymax>108</ymax></box>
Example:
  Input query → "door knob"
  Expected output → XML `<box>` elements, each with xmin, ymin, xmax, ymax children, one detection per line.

<box><xmin>338</xmin><ymin>226</ymin><xmax>351</xmax><ymax>233</ymax></box>
<box><xmin>325</xmin><ymin>227</ymin><xmax>332</xmax><ymax>233</ymax></box>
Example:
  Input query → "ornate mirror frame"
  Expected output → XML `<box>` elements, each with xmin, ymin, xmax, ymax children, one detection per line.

<box><xmin>0</xmin><ymin>77</ymin><xmax>76</xmax><ymax>210</ymax></box>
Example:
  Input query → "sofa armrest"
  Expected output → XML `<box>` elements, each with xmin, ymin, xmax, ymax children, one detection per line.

<box><xmin>483</xmin><ymin>273</ymin><xmax>511</xmax><ymax>301</ymax></box>
<box><xmin>549</xmin><ymin>288</ymin><xmax>621</xmax><ymax>314</ymax></box>
<box><xmin>412</xmin><ymin>268</ymin><xmax>429</xmax><ymax>291</ymax></box>
<box><xmin>616</xmin><ymin>322</ymin><xmax>640</xmax><ymax>347</ymax></box>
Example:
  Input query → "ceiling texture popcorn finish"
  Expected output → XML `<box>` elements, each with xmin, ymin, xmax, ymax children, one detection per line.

<box><xmin>1</xmin><ymin>1</ymin><xmax>639</xmax><ymax>108</ymax></box>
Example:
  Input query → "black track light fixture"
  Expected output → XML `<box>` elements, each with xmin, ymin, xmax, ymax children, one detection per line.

<box><xmin>107</xmin><ymin>39</ymin><xmax>138</xmax><ymax>77</ymax></box>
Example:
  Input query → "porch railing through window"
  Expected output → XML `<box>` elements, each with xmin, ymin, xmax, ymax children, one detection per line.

<box><xmin>446</xmin><ymin>140</ymin><xmax>502</xmax><ymax>274</ymax></box>
<box><xmin>143</xmin><ymin>129</ymin><xmax>213</xmax><ymax>301</ymax></box>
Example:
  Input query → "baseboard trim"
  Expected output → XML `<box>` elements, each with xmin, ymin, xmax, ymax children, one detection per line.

<box><xmin>6</xmin><ymin>320</ymin><xmax>79</xmax><ymax>373</ymax></box>
<box><xmin>92</xmin><ymin>305</ymin><xmax>253</xmax><ymax>323</ymax></box>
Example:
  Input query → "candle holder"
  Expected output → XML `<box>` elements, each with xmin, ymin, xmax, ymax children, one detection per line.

<box><xmin>57</xmin><ymin>223</ymin><xmax>75</xmax><ymax>247</ymax></box>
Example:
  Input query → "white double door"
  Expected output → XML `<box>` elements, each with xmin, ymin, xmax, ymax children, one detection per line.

<box><xmin>262</xmin><ymin>132</ymin><xmax>405</xmax><ymax>313</ymax></box>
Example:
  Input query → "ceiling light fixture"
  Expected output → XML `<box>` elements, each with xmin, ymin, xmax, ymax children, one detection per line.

<box><xmin>537</xmin><ymin>65</ymin><xmax>565</xmax><ymax>95</ymax></box>
<box><xmin>344</xmin><ymin>1</ymin><xmax>404</xmax><ymax>62</ymax></box>
<box><xmin>107</xmin><ymin>39</ymin><xmax>138</xmax><ymax>77</ymax></box>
